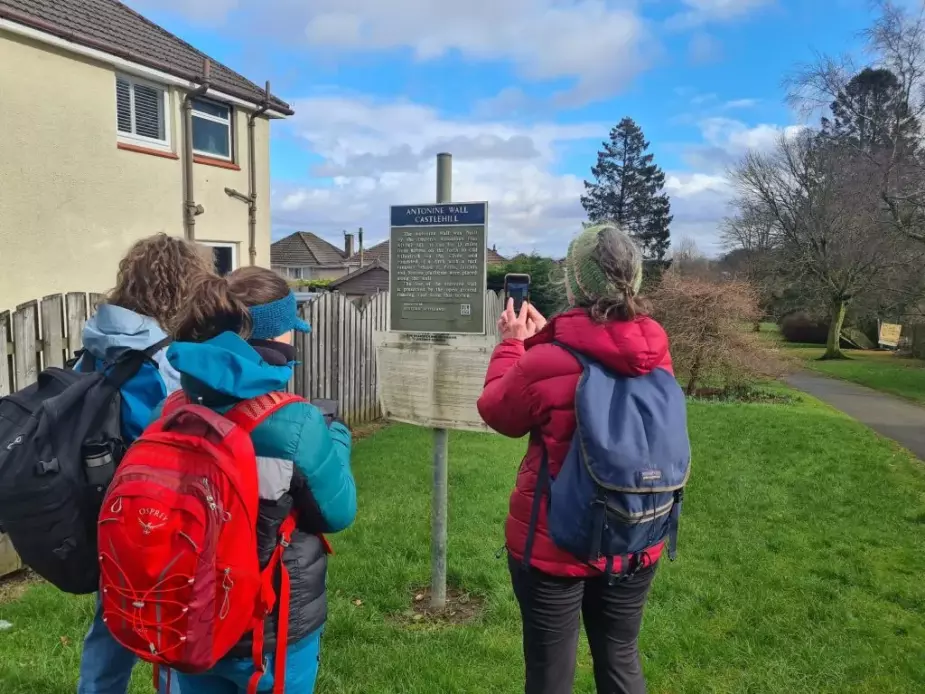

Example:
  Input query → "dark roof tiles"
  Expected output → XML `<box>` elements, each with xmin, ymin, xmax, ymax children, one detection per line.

<box><xmin>271</xmin><ymin>232</ymin><xmax>347</xmax><ymax>267</ymax></box>
<box><xmin>0</xmin><ymin>0</ymin><xmax>292</xmax><ymax>114</ymax></box>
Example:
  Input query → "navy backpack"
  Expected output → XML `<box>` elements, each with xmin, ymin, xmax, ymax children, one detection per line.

<box><xmin>524</xmin><ymin>343</ymin><xmax>691</xmax><ymax>580</ymax></box>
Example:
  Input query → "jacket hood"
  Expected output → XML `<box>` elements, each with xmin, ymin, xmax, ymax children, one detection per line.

<box><xmin>166</xmin><ymin>331</ymin><xmax>293</xmax><ymax>401</ymax></box>
<box><xmin>527</xmin><ymin>308</ymin><xmax>671</xmax><ymax>377</ymax></box>
<box><xmin>82</xmin><ymin>304</ymin><xmax>170</xmax><ymax>362</ymax></box>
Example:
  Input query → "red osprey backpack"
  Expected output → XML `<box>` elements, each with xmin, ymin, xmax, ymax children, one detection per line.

<box><xmin>98</xmin><ymin>391</ymin><xmax>303</xmax><ymax>694</ymax></box>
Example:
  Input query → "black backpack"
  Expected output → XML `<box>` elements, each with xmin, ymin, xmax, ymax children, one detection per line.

<box><xmin>0</xmin><ymin>339</ymin><xmax>169</xmax><ymax>594</ymax></box>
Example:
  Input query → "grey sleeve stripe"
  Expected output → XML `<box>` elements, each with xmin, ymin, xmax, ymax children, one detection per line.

<box><xmin>256</xmin><ymin>457</ymin><xmax>294</xmax><ymax>501</ymax></box>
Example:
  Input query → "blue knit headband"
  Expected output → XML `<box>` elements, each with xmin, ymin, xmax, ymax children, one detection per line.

<box><xmin>248</xmin><ymin>291</ymin><xmax>311</xmax><ymax>340</ymax></box>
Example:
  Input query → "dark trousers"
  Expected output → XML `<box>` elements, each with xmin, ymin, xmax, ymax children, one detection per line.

<box><xmin>508</xmin><ymin>556</ymin><xmax>657</xmax><ymax>694</ymax></box>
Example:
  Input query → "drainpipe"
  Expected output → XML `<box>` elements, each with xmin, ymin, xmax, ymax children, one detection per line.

<box><xmin>183</xmin><ymin>59</ymin><xmax>211</xmax><ymax>240</ymax></box>
<box><xmin>226</xmin><ymin>81</ymin><xmax>271</xmax><ymax>265</ymax></box>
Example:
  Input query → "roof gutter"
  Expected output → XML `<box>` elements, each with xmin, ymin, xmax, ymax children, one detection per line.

<box><xmin>0</xmin><ymin>8</ymin><xmax>294</xmax><ymax>116</ymax></box>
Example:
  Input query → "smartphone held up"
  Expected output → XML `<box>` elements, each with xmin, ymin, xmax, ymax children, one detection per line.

<box><xmin>504</xmin><ymin>273</ymin><xmax>531</xmax><ymax>313</ymax></box>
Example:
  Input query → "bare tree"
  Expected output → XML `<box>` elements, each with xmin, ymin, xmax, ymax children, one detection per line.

<box><xmin>669</xmin><ymin>236</ymin><xmax>713</xmax><ymax>279</ymax></box>
<box><xmin>730</xmin><ymin>130</ymin><xmax>925</xmax><ymax>359</ymax></box>
<box><xmin>720</xmin><ymin>204</ymin><xmax>779</xmax><ymax>330</ymax></box>
<box><xmin>786</xmin><ymin>0</ymin><xmax>925</xmax><ymax>242</ymax></box>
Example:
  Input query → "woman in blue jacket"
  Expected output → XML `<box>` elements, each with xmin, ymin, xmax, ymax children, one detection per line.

<box><xmin>78</xmin><ymin>233</ymin><xmax>214</xmax><ymax>694</ymax></box>
<box><xmin>163</xmin><ymin>265</ymin><xmax>357</xmax><ymax>693</ymax></box>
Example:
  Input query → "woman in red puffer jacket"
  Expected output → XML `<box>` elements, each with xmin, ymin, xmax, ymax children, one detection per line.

<box><xmin>477</xmin><ymin>223</ymin><xmax>675</xmax><ymax>694</ymax></box>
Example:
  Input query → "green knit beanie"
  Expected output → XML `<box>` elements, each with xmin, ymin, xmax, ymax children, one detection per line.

<box><xmin>565</xmin><ymin>224</ymin><xmax>643</xmax><ymax>307</ymax></box>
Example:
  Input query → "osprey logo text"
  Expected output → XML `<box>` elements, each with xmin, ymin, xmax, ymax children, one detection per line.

<box><xmin>139</xmin><ymin>507</ymin><xmax>168</xmax><ymax>522</ymax></box>
<box><xmin>138</xmin><ymin>507</ymin><xmax>169</xmax><ymax>534</ymax></box>
<box><xmin>5</xmin><ymin>435</ymin><xmax>23</xmax><ymax>451</ymax></box>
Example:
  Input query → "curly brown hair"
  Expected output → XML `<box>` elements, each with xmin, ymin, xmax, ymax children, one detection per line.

<box><xmin>106</xmin><ymin>234</ymin><xmax>216</xmax><ymax>328</ymax></box>
<box><xmin>171</xmin><ymin>266</ymin><xmax>291</xmax><ymax>343</ymax></box>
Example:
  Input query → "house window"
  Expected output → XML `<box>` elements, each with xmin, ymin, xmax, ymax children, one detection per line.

<box><xmin>200</xmin><ymin>242</ymin><xmax>237</xmax><ymax>276</ymax></box>
<box><xmin>192</xmin><ymin>98</ymin><xmax>233</xmax><ymax>160</ymax></box>
<box><xmin>288</xmin><ymin>267</ymin><xmax>304</xmax><ymax>280</ymax></box>
<box><xmin>116</xmin><ymin>75</ymin><xmax>169</xmax><ymax>148</ymax></box>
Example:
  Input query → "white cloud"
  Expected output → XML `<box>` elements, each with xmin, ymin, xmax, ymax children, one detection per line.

<box><xmin>271</xmin><ymin>97</ymin><xmax>801</xmax><ymax>257</ymax></box>
<box><xmin>129</xmin><ymin>0</ymin><xmax>654</xmax><ymax>106</ymax></box>
<box><xmin>473</xmin><ymin>87</ymin><xmax>536</xmax><ymax>119</ymax></box>
<box><xmin>271</xmin><ymin>95</ymin><xmax>600</xmax><ymax>255</ymax></box>
<box><xmin>663</xmin><ymin>117</ymin><xmax>804</xmax><ymax>252</ymax></box>
<box><xmin>722</xmin><ymin>98</ymin><xmax>759</xmax><ymax>109</ymax></box>
<box><xmin>668</xmin><ymin>0</ymin><xmax>775</xmax><ymax>29</ymax></box>
<box><xmin>664</xmin><ymin>172</ymin><xmax>735</xmax><ymax>253</ymax></box>
<box><xmin>700</xmin><ymin>117</ymin><xmax>802</xmax><ymax>152</ymax></box>
<box><xmin>687</xmin><ymin>33</ymin><xmax>723</xmax><ymax>64</ymax></box>
<box><xmin>682</xmin><ymin>117</ymin><xmax>805</xmax><ymax>171</ymax></box>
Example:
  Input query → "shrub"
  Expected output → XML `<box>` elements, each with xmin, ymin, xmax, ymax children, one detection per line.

<box><xmin>487</xmin><ymin>254</ymin><xmax>564</xmax><ymax>317</ymax></box>
<box><xmin>650</xmin><ymin>272</ymin><xmax>791</xmax><ymax>395</ymax></box>
<box><xmin>779</xmin><ymin>312</ymin><xmax>829</xmax><ymax>344</ymax></box>
<box><xmin>289</xmin><ymin>279</ymin><xmax>333</xmax><ymax>291</ymax></box>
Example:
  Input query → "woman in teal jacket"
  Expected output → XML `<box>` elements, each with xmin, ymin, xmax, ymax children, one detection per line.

<box><xmin>164</xmin><ymin>266</ymin><xmax>357</xmax><ymax>693</ymax></box>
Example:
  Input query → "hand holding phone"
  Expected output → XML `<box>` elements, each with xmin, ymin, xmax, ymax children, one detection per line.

<box><xmin>504</xmin><ymin>273</ymin><xmax>531</xmax><ymax>313</ymax></box>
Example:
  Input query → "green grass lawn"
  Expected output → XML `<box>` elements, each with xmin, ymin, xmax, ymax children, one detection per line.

<box><xmin>788</xmin><ymin>345</ymin><xmax>925</xmax><ymax>404</ymax></box>
<box><xmin>3</xmin><ymin>397</ymin><xmax>925</xmax><ymax>693</ymax></box>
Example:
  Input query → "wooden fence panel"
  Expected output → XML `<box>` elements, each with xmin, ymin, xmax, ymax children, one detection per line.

<box><xmin>89</xmin><ymin>293</ymin><xmax>106</xmax><ymax>314</ymax></box>
<box><xmin>66</xmin><ymin>293</ymin><xmax>90</xmax><ymax>360</ymax></box>
<box><xmin>0</xmin><ymin>310</ymin><xmax>11</xmax><ymax>397</ymax></box>
<box><xmin>13</xmin><ymin>301</ymin><xmax>40</xmax><ymax>390</ymax></box>
<box><xmin>41</xmin><ymin>294</ymin><xmax>67</xmax><ymax>369</ymax></box>
<box><xmin>2</xmin><ymin>289</ymin><xmax>503</xmax><ymax>437</ymax></box>
<box><xmin>485</xmin><ymin>291</ymin><xmax>504</xmax><ymax>339</ymax></box>
<box><xmin>0</xmin><ymin>533</ymin><xmax>21</xmax><ymax>577</ymax></box>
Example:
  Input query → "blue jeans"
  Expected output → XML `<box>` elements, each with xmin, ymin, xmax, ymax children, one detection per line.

<box><xmin>174</xmin><ymin>630</ymin><xmax>322</xmax><ymax>694</ymax></box>
<box><xmin>77</xmin><ymin>595</ymin><xmax>179</xmax><ymax>694</ymax></box>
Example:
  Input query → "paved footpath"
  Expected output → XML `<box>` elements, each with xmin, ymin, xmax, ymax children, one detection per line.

<box><xmin>787</xmin><ymin>373</ymin><xmax>925</xmax><ymax>460</ymax></box>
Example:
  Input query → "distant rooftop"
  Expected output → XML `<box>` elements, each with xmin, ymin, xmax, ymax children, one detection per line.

<box><xmin>271</xmin><ymin>232</ymin><xmax>348</xmax><ymax>267</ymax></box>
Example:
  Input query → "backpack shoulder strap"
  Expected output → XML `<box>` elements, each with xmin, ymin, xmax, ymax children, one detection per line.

<box><xmin>225</xmin><ymin>392</ymin><xmax>305</xmax><ymax>434</ymax></box>
<box><xmin>142</xmin><ymin>337</ymin><xmax>172</xmax><ymax>359</ymax></box>
<box><xmin>161</xmin><ymin>391</ymin><xmax>190</xmax><ymax>418</ymax></box>
<box><xmin>551</xmin><ymin>340</ymin><xmax>590</xmax><ymax>367</ymax></box>
<box><xmin>105</xmin><ymin>337</ymin><xmax>173</xmax><ymax>389</ymax></box>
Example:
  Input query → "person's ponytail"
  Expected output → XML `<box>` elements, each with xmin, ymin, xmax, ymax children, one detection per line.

<box><xmin>169</xmin><ymin>272</ymin><xmax>252</xmax><ymax>342</ymax></box>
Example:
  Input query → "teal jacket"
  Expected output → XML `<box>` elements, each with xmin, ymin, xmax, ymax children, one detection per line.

<box><xmin>162</xmin><ymin>331</ymin><xmax>356</xmax><ymax>654</ymax></box>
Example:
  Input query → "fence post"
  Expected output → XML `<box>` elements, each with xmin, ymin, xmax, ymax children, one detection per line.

<box><xmin>0</xmin><ymin>311</ymin><xmax>11</xmax><ymax>397</ymax></box>
<box><xmin>66</xmin><ymin>293</ymin><xmax>89</xmax><ymax>360</ymax></box>
<box><xmin>41</xmin><ymin>294</ymin><xmax>67</xmax><ymax>368</ymax></box>
<box><xmin>12</xmin><ymin>301</ymin><xmax>40</xmax><ymax>389</ymax></box>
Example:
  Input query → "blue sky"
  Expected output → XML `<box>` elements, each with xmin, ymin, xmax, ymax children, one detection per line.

<box><xmin>127</xmin><ymin>0</ymin><xmax>886</xmax><ymax>257</ymax></box>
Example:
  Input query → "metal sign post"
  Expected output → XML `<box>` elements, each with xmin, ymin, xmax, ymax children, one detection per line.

<box><xmin>383</xmin><ymin>153</ymin><xmax>490</xmax><ymax>610</ymax></box>
<box><xmin>431</xmin><ymin>153</ymin><xmax>451</xmax><ymax>610</ymax></box>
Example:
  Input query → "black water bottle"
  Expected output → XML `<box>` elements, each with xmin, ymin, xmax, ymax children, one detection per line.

<box><xmin>83</xmin><ymin>443</ymin><xmax>116</xmax><ymax>492</ymax></box>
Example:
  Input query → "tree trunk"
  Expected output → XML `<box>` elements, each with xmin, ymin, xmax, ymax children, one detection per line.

<box><xmin>822</xmin><ymin>298</ymin><xmax>849</xmax><ymax>360</ymax></box>
<box><xmin>752</xmin><ymin>320</ymin><xmax>762</xmax><ymax>333</ymax></box>
<box><xmin>686</xmin><ymin>351</ymin><xmax>704</xmax><ymax>396</ymax></box>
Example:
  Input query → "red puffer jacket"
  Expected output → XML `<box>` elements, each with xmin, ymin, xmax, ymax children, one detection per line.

<box><xmin>477</xmin><ymin>308</ymin><xmax>674</xmax><ymax>577</ymax></box>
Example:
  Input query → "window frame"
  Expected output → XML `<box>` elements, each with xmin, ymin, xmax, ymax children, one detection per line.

<box><xmin>115</xmin><ymin>73</ymin><xmax>172</xmax><ymax>151</ymax></box>
<box><xmin>191</xmin><ymin>97</ymin><xmax>234</xmax><ymax>162</ymax></box>
<box><xmin>199</xmin><ymin>241</ymin><xmax>238</xmax><ymax>276</ymax></box>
